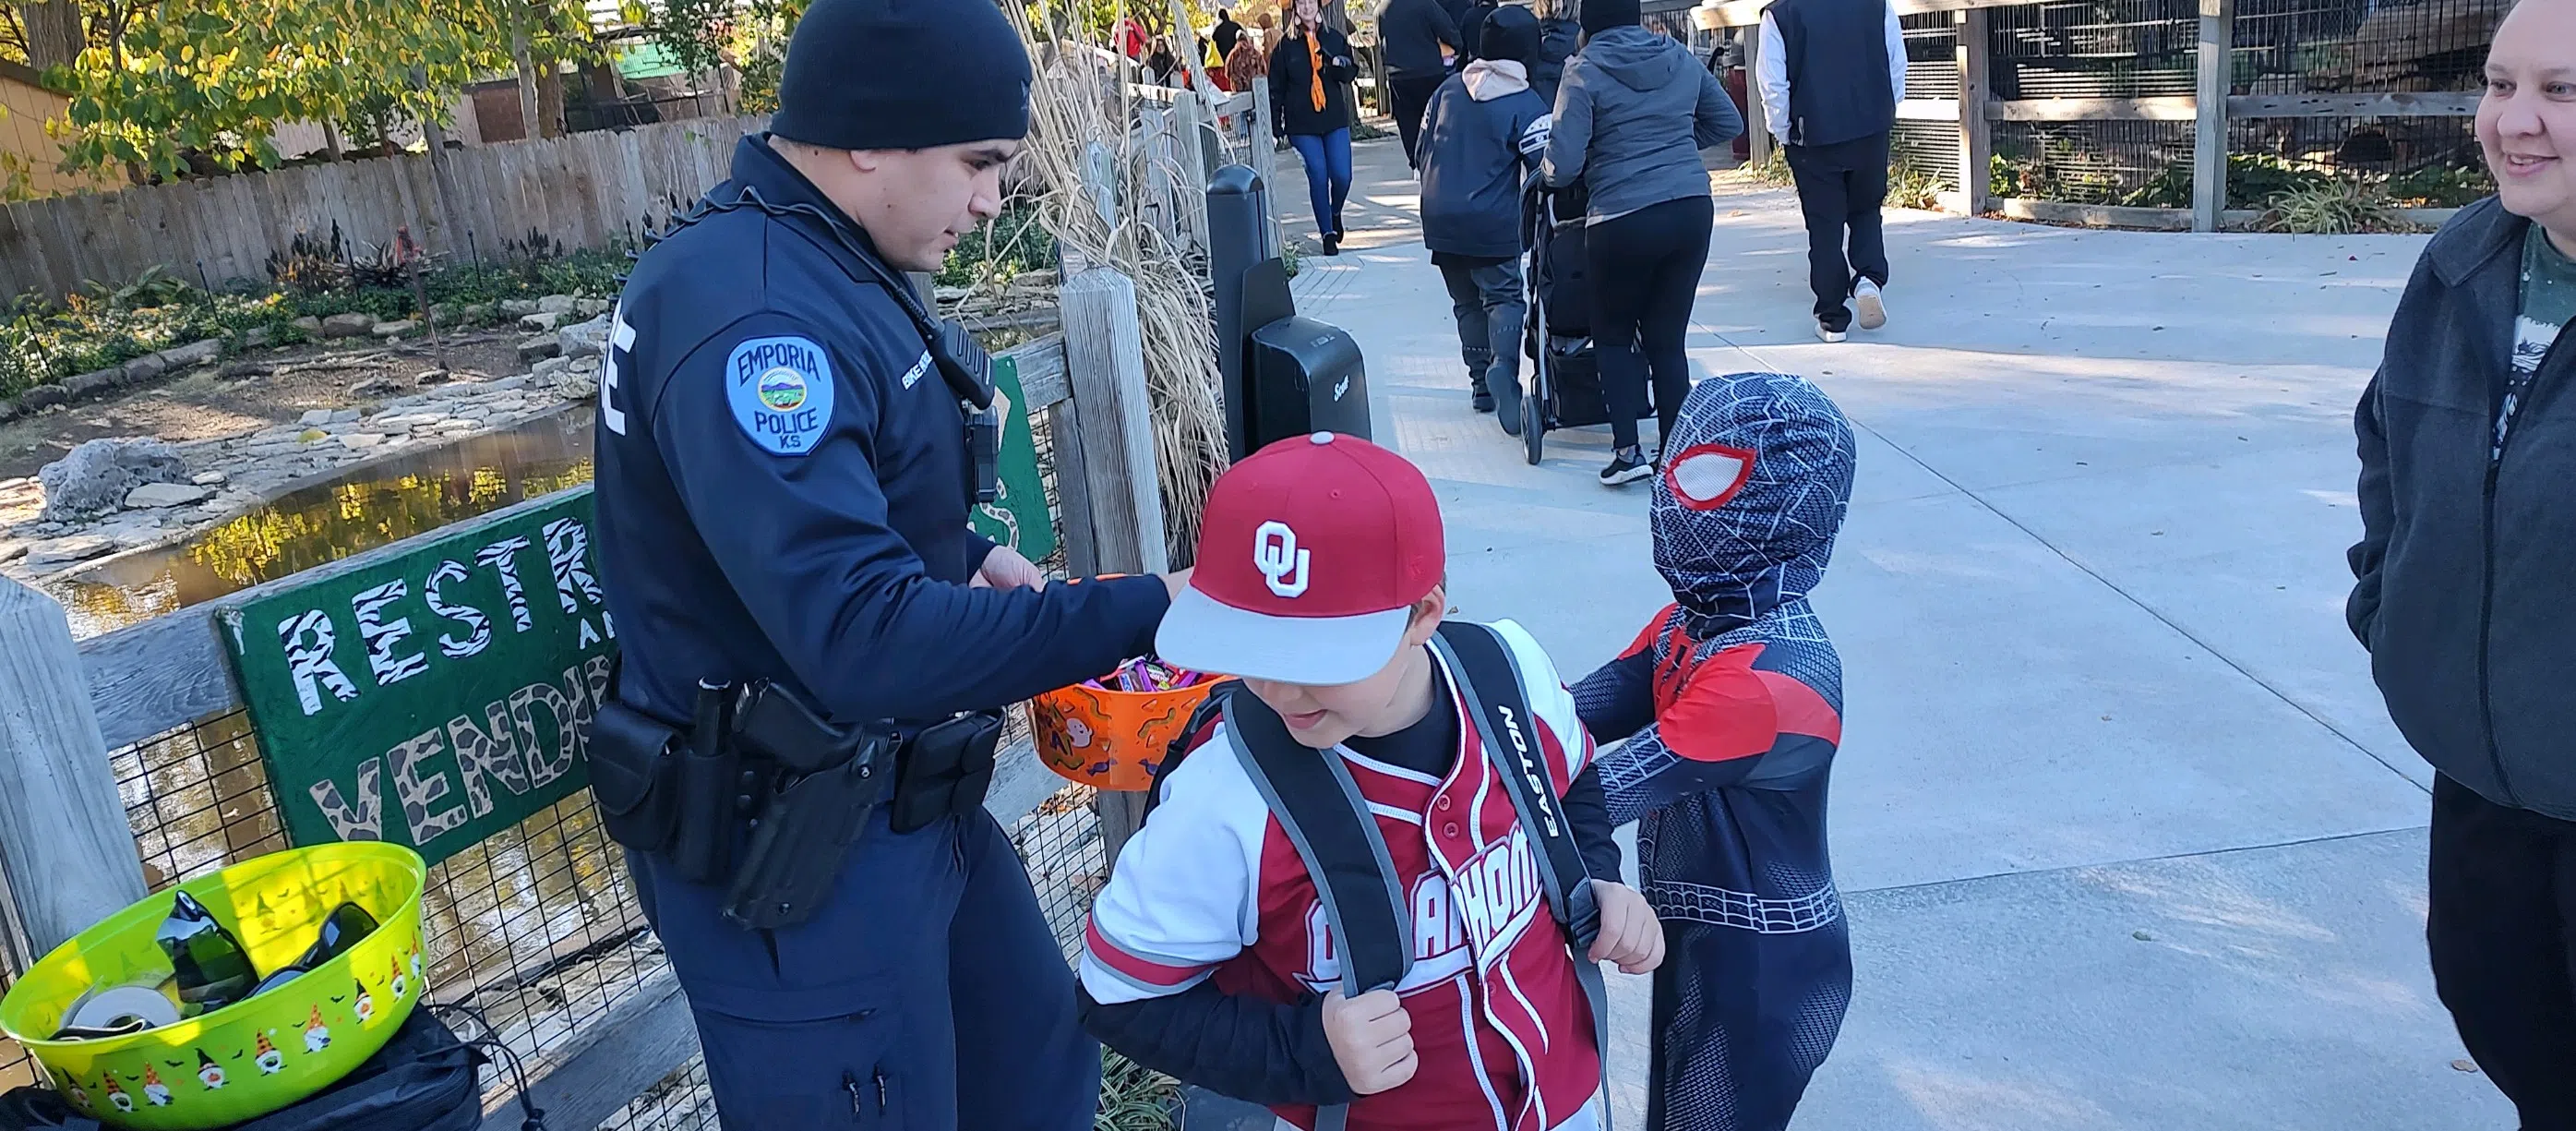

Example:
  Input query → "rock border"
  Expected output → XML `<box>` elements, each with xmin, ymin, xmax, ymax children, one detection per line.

<box><xmin>0</xmin><ymin>293</ymin><xmax>617</xmax><ymax>426</ymax></box>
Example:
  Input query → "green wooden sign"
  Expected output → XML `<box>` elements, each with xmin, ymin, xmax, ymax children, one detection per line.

<box><xmin>220</xmin><ymin>491</ymin><xmax>613</xmax><ymax>866</ymax></box>
<box><xmin>971</xmin><ymin>354</ymin><xmax>1060</xmax><ymax>562</ymax></box>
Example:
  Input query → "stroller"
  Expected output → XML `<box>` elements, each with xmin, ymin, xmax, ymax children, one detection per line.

<box><xmin>1515</xmin><ymin>172</ymin><xmax>1653</xmax><ymax>465</ymax></box>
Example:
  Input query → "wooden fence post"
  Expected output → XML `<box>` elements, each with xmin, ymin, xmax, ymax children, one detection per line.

<box><xmin>0</xmin><ymin>577</ymin><xmax>148</xmax><ymax>958</ymax></box>
<box><xmin>1059</xmin><ymin>268</ymin><xmax>1169</xmax><ymax>868</ymax></box>
<box><xmin>2193</xmin><ymin>0</ymin><xmax>2235</xmax><ymax>233</ymax></box>
<box><xmin>1956</xmin><ymin>7</ymin><xmax>1993</xmax><ymax>215</ymax></box>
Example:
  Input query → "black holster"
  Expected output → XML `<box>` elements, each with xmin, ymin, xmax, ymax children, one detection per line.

<box><xmin>669</xmin><ymin>681</ymin><xmax>740</xmax><ymax>886</ymax></box>
<box><xmin>588</xmin><ymin>701</ymin><xmax>683</xmax><ymax>853</ymax></box>
<box><xmin>721</xmin><ymin>680</ymin><xmax>894</xmax><ymax>929</ymax></box>
<box><xmin>888</xmin><ymin>710</ymin><xmax>1004</xmax><ymax>834</ymax></box>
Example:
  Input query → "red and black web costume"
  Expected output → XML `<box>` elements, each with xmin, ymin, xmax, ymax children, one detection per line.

<box><xmin>1571</xmin><ymin>371</ymin><xmax>1855</xmax><ymax>1131</ymax></box>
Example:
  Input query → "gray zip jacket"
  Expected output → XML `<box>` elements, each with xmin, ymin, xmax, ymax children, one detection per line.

<box><xmin>2350</xmin><ymin>198</ymin><xmax>2576</xmax><ymax>818</ymax></box>
<box><xmin>1543</xmin><ymin>26</ymin><xmax>1743</xmax><ymax>223</ymax></box>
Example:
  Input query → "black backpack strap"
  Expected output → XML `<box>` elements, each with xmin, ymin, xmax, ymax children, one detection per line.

<box><xmin>1216</xmin><ymin>692</ymin><xmax>1412</xmax><ymax>1131</ymax></box>
<box><xmin>1144</xmin><ymin>681</ymin><xmax>1240</xmax><ymax>818</ymax></box>
<box><xmin>1432</xmin><ymin>621</ymin><xmax>1615</xmax><ymax>1128</ymax></box>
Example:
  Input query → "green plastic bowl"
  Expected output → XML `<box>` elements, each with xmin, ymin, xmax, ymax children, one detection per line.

<box><xmin>0</xmin><ymin>843</ymin><xmax>428</xmax><ymax>1130</ymax></box>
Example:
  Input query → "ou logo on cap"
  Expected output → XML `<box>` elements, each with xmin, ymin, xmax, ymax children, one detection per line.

<box><xmin>1254</xmin><ymin>521</ymin><xmax>1312</xmax><ymax>598</ymax></box>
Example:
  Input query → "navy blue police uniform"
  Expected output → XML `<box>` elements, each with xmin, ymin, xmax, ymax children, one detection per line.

<box><xmin>592</xmin><ymin>128</ymin><xmax>1171</xmax><ymax>1129</ymax></box>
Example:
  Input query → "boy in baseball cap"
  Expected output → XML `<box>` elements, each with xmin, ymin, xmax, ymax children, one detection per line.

<box><xmin>1079</xmin><ymin>432</ymin><xmax>1663</xmax><ymax>1131</ymax></box>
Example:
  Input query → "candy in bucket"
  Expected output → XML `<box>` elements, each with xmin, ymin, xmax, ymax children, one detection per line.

<box><xmin>1027</xmin><ymin>657</ymin><xmax>1231</xmax><ymax>791</ymax></box>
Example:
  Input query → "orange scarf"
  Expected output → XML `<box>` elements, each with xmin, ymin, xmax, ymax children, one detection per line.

<box><xmin>1304</xmin><ymin>29</ymin><xmax>1326</xmax><ymax>112</ymax></box>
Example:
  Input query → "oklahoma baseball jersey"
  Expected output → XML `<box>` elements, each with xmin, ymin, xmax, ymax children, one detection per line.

<box><xmin>1082</xmin><ymin>620</ymin><xmax>1604</xmax><ymax>1131</ymax></box>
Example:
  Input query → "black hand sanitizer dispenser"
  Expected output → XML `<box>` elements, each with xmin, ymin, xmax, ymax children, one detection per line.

<box><xmin>1207</xmin><ymin>164</ymin><xmax>1370</xmax><ymax>460</ymax></box>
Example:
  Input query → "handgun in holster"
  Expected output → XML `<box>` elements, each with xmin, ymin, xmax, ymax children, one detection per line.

<box><xmin>721</xmin><ymin>680</ymin><xmax>895</xmax><ymax>931</ymax></box>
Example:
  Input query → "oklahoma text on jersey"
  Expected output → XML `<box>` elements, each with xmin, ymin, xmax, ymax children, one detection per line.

<box><xmin>1082</xmin><ymin>620</ymin><xmax>1605</xmax><ymax>1131</ymax></box>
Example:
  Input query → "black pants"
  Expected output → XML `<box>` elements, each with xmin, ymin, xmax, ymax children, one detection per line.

<box><xmin>2428</xmin><ymin>773</ymin><xmax>2576</xmax><ymax>1130</ymax></box>
<box><xmin>1391</xmin><ymin>74</ymin><xmax>1445</xmax><ymax>168</ymax></box>
<box><xmin>1587</xmin><ymin>195</ymin><xmax>1713</xmax><ymax>451</ymax></box>
<box><xmin>1784</xmin><ymin>132</ymin><xmax>1892</xmax><ymax>331</ymax></box>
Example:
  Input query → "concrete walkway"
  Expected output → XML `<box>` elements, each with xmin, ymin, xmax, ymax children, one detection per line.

<box><xmin>1272</xmin><ymin>135</ymin><xmax>2510</xmax><ymax>1129</ymax></box>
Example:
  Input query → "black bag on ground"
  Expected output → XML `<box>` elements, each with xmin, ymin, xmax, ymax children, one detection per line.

<box><xmin>1</xmin><ymin>1010</ymin><xmax>490</xmax><ymax>1131</ymax></box>
<box><xmin>0</xmin><ymin>1086</ymin><xmax>99</xmax><ymax>1131</ymax></box>
<box><xmin>229</xmin><ymin>1008</ymin><xmax>485</xmax><ymax>1131</ymax></box>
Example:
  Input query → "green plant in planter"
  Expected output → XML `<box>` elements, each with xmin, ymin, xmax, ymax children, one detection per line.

<box><xmin>2259</xmin><ymin>177</ymin><xmax>2409</xmax><ymax>234</ymax></box>
<box><xmin>1096</xmin><ymin>1049</ymin><xmax>1180</xmax><ymax>1131</ymax></box>
<box><xmin>1887</xmin><ymin>161</ymin><xmax>1944</xmax><ymax>211</ymax></box>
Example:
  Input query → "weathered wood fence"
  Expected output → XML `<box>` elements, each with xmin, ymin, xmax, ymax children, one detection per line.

<box><xmin>1699</xmin><ymin>0</ymin><xmax>2479</xmax><ymax>232</ymax></box>
<box><xmin>0</xmin><ymin>268</ymin><xmax>1171</xmax><ymax>1127</ymax></box>
<box><xmin>0</xmin><ymin>115</ymin><xmax>765</xmax><ymax>304</ymax></box>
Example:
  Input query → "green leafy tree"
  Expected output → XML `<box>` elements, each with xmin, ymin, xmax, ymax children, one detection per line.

<box><xmin>42</xmin><ymin>0</ymin><xmax>591</xmax><ymax>179</ymax></box>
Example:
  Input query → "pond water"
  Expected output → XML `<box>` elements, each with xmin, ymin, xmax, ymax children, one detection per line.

<box><xmin>56</xmin><ymin>408</ymin><xmax>598</xmax><ymax>639</ymax></box>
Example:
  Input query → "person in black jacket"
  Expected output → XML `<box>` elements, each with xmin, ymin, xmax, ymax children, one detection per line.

<box><xmin>1455</xmin><ymin>0</ymin><xmax>1499</xmax><ymax>67</ymax></box>
<box><xmin>1212</xmin><ymin>8</ymin><xmax>1243</xmax><ymax>60</ymax></box>
<box><xmin>1376</xmin><ymin>0</ymin><xmax>1461</xmax><ymax>169</ymax></box>
<box><xmin>1529</xmin><ymin>0</ymin><xmax>1583</xmax><ymax>110</ymax></box>
<box><xmin>1269</xmin><ymin>0</ymin><xmax>1360</xmax><ymax>253</ymax></box>
<box><xmin>1420</xmin><ymin>6</ymin><xmax>1551</xmax><ymax>427</ymax></box>
<box><xmin>1757</xmin><ymin>0</ymin><xmax>1905</xmax><ymax>342</ymax></box>
<box><xmin>2348</xmin><ymin>2</ymin><xmax>2576</xmax><ymax>1124</ymax></box>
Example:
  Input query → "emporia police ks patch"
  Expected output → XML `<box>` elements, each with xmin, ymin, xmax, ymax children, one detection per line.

<box><xmin>726</xmin><ymin>335</ymin><xmax>836</xmax><ymax>455</ymax></box>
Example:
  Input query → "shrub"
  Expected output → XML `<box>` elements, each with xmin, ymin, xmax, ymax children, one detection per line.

<box><xmin>3</xmin><ymin>240</ymin><xmax>632</xmax><ymax>401</ymax></box>
<box><xmin>2259</xmin><ymin>177</ymin><xmax>2409</xmax><ymax>235</ymax></box>
<box><xmin>2383</xmin><ymin>163</ymin><xmax>2496</xmax><ymax>209</ymax></box>
<box><xmin>1887</xmin><ymin>161</ymin><xmax>1944</xmax><ymax>211</ymax></box>
<box><xmin>939</xmin><ymin>204</ymin><xmax>1061</xmax><ymax>289</ymax></box>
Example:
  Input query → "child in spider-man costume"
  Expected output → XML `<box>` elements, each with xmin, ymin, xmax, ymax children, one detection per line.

<box><xmin>1570</xmin><ymin>371</ymin><xmax>1856</xmax><ymax>1131</ymax></box>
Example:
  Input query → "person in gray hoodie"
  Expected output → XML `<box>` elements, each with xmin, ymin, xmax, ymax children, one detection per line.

<box><xmin>2349</xmin><ymin>0</ymin><xmax>2576</xmax><ymax>1121</ymax></box>
<box><xmin>1420</xmin><ymin>6</ymin><xmax>1553</xmax><ymax>430</ymax></box>
<box><xmin>1545</xmin><ymin>0</ymin><xmax>1743</xmax><ymax>486</ymax></box>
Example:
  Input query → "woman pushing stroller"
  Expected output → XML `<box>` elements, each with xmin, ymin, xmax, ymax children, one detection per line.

<box><xmin>1544</xmin><ymin>0</ymin><xmax>1742</xmax><ymax>486</ymax></box>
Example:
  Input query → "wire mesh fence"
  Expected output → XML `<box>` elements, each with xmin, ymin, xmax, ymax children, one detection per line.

<box><xmin>2234</xmin><ymin>0</ymin><xmax>2498</xmax><ymax>96</ymax></box>
<box><xmin>1949</xmin><ymin>0</ymin><xmax>2492</xmax><ymax>205</ymax></box>
<box><xmin>0</xmin><ymin>386</ymin><xmax>1117</xmax><ymax>1126</ymax></box>
<box><xmin>1994</xmin><ymin>119</ymin><xmax>2199</xmax><ymax>205</ymax></box>
<box><xmin>1988</xmin><ymin>0</ymin><xmax>2200</xmax><ymax>101</ymax></box>
<box><xmin>1896</xmin><ymin>14</ymin><xmax>1965</xmax><ymax>192</ymax></box>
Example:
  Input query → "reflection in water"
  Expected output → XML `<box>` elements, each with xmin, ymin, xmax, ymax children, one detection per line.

<box><xmin>56</xmin><ymin>408</ymin><xmax>599</xmax><ymax>639</ymax></box>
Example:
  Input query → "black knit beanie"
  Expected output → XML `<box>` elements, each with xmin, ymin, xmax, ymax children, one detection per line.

<box><xmin>1580</xmin><ymin>0</ymin><xmax>1639</xmax><ymax>35</ymax></box>
<box><xmin>1480</xmin><ymin>5</ymin><xmax>1540</xmax><ymax>64</ymax></box>
<box><xmin>771</xmin><ymin>0</ymin><xmax>1035</xmax><ymax>150</ymax></box>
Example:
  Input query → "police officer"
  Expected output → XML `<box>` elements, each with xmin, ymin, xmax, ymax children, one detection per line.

<box><xmin>588</xmin><ymin>0</ymin><xmax>1187</xmax><ymax>1125</ymax></box>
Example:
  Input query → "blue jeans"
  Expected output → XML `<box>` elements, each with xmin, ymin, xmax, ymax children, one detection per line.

<box><xmin>1287</xmin><ymin>128</ymin><xmax>1353</xmax><ymax>237</ymax></box>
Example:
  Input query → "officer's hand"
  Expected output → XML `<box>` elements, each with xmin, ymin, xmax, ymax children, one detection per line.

<box><xmin>973</xmin><ymin>545</ymin><xmax>1049</xmax><ymax>592</ymax></box>
<box><xmin>1320</xmin><ymin>989</ymin><xmax>1417</xmax><ymax>1095</ymax></box>
<box><xmin>1161</xmin><ymin>567</ymin><xmax>1195</xmax><ymax>600</ymax></box>
<box><xmin>1587</xmin><ymin>880</ymin><xmax>1666</xmax><ymax>975</ymax></box>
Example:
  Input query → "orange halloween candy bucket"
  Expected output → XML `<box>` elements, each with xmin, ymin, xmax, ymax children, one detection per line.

<box><xmin>1026</xmin><ymin>656</ymin><xmax>1229</xmax><ymax>791</ymax></box>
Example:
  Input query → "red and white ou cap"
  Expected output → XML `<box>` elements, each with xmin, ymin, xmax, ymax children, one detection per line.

<box><xmin>1156</xmin><ymin>432</ymin><xmax>1445</xmax><ymax>686</ymax></box>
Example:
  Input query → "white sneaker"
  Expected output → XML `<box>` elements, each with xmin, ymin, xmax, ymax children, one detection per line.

<box><xmin>1815</xmin><ymin>319</ymin><xmax>1847</xmax><ymax>343</ymax></box>
<box><xmin>1853</xmin><ymin>279</ymin><xmax>1887</xmax><ymax>331</ymax></box>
